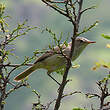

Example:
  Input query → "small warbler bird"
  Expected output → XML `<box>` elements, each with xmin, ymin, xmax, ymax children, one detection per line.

<box><xmin>14</xmin><ymin>37</ymin><xmax>96</xmax><ymax>82</ymax></box>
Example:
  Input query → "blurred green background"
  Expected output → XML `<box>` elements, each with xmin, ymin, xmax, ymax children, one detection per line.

<box><xmin>1</xmin><ymin>0</ymin><xmax>110</xmax><ymax>110</ymax></box>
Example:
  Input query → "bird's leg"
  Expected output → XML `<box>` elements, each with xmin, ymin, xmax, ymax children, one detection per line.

<box><xmin>47</xmin><ymin>73</ymin><xmax>61</xmax><ymax>86</ymax></box>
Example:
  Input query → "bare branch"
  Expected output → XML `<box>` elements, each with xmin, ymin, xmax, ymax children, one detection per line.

<box><xmin>42</xmin><ymin>0</ymin><xmax>68</xmax><ymax>17</ymax></box>
<box><xmin>47</xmin><ymin>0</ymin><xmax>66</xmax><ymax>4</ymax></box>
<box><xmin>80</xmin><ymin>6</ymin><xmax>96</xmax><ymax>14</ymax></box>
<box><xmin>46</xmin><ymin>91</ymin><xmax>81</xmax><ymax>110</ymax></box>
<box><xmin>77</xmin><ymin>0</ymin><xmax>83</xmax><ymax>24</ymax></box>
<box><xmin>0</xmin><ymin>63</ymin><xmax>33</xmax><ymax>67</ymax></box>
<box><xmin>5</xmin><ymin>82</ymin><xmax>29</xmax><ymax>98</ymax></box>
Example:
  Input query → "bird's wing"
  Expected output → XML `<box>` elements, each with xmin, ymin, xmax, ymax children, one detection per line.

<box><xmin>34</xmin><ymin>44</ymin><xmax>67</xmax><ymax>64</ymax></box>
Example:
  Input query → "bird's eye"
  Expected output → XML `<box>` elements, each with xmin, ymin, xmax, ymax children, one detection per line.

<box><xmin>80</xmin><ymin>40</ymin><xmax>83</xmax><ymax>43</ymax></box>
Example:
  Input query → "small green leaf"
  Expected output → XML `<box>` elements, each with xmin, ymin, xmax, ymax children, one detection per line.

<box><xmin>32</xmin><ymin>89</ymin><xmax>40</xmax><ymax>96</ymax></box>
<box><xmin>101</xmin><ymin>34</ymin><xmax>110</xmax><ymax>39</ymax></box>
<box><xmin>64</xmin><ymin>41</ymin><xmax>68</xmax><ymax>47</ymax></box>
<box><xmin>0</xmin><ymin>75</ymin><xmax>2</xmax><ymax>79</ymax></box>
<box><xmin>107</xmin><ymin>74</ymin><xmax>110</xmax><ymax>79</ymax></box>
<box><xmin>100</xmin><ymin>77</ymin><xmax>108</xmax><ymax>83</ymax></box>
<box><xmin>2</xmin><ymin>101</ymin><xmax>6</xmax><ymax>105</ymax></box>
<box><xmin>59</xmin><ymin>32</ymin><xmax>63</xmax><ymax>42</ymax></box>
<box><xmin>56</xmin><ymin>68</ymin><xmax>65</xmax><ymax>75</ymax></box>
<box><xmin>72</xmin><ymin>64</ymin><xmax>80</xmax><ymax>69</ymax></box>
<box><xmin>106</xmin><ymin>44</ymin><xmax>110</xmax><ymax>48</ymax></box>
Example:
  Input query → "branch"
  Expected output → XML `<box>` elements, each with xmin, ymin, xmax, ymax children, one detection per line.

<box><xmin>53</xmin><ymin>0</ymin><xmax>83</xmax><ymax>110</ymax></box>
<box><xmin>42</xmin><ymin>0</ymin><xmax>76</xmax><ymax>25</ymax></box>
<box><xmin>86</xmin><ymin>76</ymin><xmax>110</xmax><ymax>110</ymax></box>
<box><xmin>42</xmin><ymin>0</ymin><xmax>68</xmax><ymax>17</ymax></box>
<box><xmin>77</xmin><ymin>21</ymin><xmax>99</xmax><ymax>36</ymax></box>
<box><xmin>80</xmin><ymin>6</ymin><xmax>96</xmax><ymax>14</ymax></box>
<box><xmin>46</xmin><ymin>91</ymin><xmax>82</xmax><ymax>110</ymax></box>
<box><xmin>5</xmin><ymin>82</ymin><xmax>29</xmax><ymax>98</ymax></box>
<box><xmin>77</xmin><ymin>0</ymin><xmax>83</xmax><ymax>24</ymax></box>
<box><xmin>47</xmin><ymin>0</ymin><xmax>66</xmax><ymax>4</ymax></box>
<box><xmin>0</xmin><ymin>63</ymin><xmax>33</xmax><ymax>67</ymax></box>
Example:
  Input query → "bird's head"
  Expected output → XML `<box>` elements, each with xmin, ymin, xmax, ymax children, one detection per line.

<box><xmin>68</xmin><ymin>37</ymin><xmax>96</xmax><ymax>61</ymax></box>
<box><xmin>75</xmin><ymin>37</ymin><xmax>96</xmax><ymax>47</ymax></box>
<box><xmin>68</xmin><ymin>37</ymin><xmax>96</xmax><ymax>48</ymax></box>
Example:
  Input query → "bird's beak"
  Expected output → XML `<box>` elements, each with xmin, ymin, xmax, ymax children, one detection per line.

<box><xmin>87</xmin><ymin>41</ymin><xmax>96</xmax><ymax>44</ymax></box>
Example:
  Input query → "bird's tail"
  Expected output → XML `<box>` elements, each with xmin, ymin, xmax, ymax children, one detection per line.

<box><xmin>14</xmin><ymin>64</ymin><xmax>39</xmax><ymax>82</ymax></box>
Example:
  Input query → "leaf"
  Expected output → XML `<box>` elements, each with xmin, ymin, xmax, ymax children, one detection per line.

<box><xmin>1</xmin><ymin>101</ymin><xmax>6</xmax><ymax>105</ymax></box>
<box><xmin>72</xmin><ymin>64</ymin><xmax>80</xmax><ymax>69</ymax></box>
<box><xmin>107</xmin><ymin>74</ymin><xmax>110</xmax><ymax>79</ymax></box>
<box><xmin>56</xmin><ymin>68</ymin><xmax>65</xmax><ymax>75</ymax></box>
<box><xmin>102</xmin><ymin>64</ymin><xmax>109</xmax><ymax>68</ymax></box>
<box><xmin>64</xmin><ymin>41</ymin><xmax>68</xmax><ymax>47</ymax></box>
<box><xmin>106</xmin><ymin>44</ymin><xmax>110</xmax><ymax>48</ymax></box>
<box><xmin>100</xmin><ymin>77</ymin><xmax>108</xmax><ymax>83</ymax></box>
<box><xmin>0</xmin><ymin>75</ymin><xmax>2</xmax><ymax>79</ymax></box>
<box><xmin>101</xmin><ymin>34</ymin><xmax>110</xmax><ymax>39</ymax></box>
<box><xmin>59</xmin><ymin>32</ymin><xmax>63</xmax><ymax>42</ymax></box>
<box><xmin>77</xmin><ymin>21</ymin><xmax>99</xmax><ymax>36</ymax></box>
<box><xmin>92</xmin><ymin>62</ymin><xmax>101</xmax><ymax>70</ymax></box>
<box><xmin>32</xmin><ymin>89</ymin><xmax>40</xmax><ymax>96</ymax></box>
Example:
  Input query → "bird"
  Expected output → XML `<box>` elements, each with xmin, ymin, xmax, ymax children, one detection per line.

<box><xmin>14</xmin><ymin>37</ymin><xmax>96</xmax><ymax>82</ymax></box>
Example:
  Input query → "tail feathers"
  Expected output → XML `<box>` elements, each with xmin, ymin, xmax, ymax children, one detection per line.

<box><xmin>14</xmin><ymin>64</ymin><xmax>38</xmax><ymax>82</ymax></box>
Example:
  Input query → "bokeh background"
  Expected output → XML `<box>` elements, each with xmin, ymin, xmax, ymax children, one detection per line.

<box><xmin>1</xmin><ymin>0</ymin><xmax>110</xmax><ymax>110</ymax></box>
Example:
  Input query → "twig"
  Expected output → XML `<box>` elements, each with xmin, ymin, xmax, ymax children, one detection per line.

<box><xmin>80</xmin><ymin>6</ymin><xmax>96</xmax><ymax>14</ymax></box>
<box><xmin>8</xmin><ymin>81</ymin><xmax>16</xmax><ymax>87</ymax></box>
<box><xmin>77</xmin><ymin>0</ymin><xmax>83</xmax><ymax>24</ymax></box>
<box><xmin>42</xmin><ymin>0</ymin><xmax>68</xmax><ymax>17</ymax></box>
<box><xmin>46</xmin><ymin>91</ymin><xmax>81</xmax><ymax>110</ymax></box>
<box><xmin>47</xmin><ymin>0</ymin><xmax>66</xmax><ymax>4</ymax></box>
<box><xmin>86</xmin><ymin>76</ymin><xmax>110</xmax><ymax>110</ymax></box>
<box><xmin>62</xmin><ymin>91</ymin><xmax>82</xmax><ymax>98</ymax></box>
<box><xmin>5</xmin><ymin>82</ymin><xmax>28</xmax><ymax>98</ymax></box>
<box><xmin>0</xmin><ymin>63</ymin><xmax>33</xmax><ymax>67</ymax></box>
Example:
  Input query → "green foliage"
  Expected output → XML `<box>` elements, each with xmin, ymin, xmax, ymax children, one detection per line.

<box><xmin>32</xmin><ymin>89</ymin><xmax>44</xmax><ymax>110</ymax></box>
<box><xmin>41</xmin><ymin>27</ymin><xmax>71</xmax><ymax>75</ymax></box>
<box><xmin>0</xmin><ymin>4</ymin><xmax>5</xmax><ymax>17</ymax></box>
<box><xmin>92</xmin><ymin>33</ymin><xmax>110</xmax><ymax>70</ymax></box>
<box><xmin>32</xmin><ymin>89</ymin><xmax>40</xmax><ymax>96</ymax></box>
<box><xmin>44</xmin><ymin>27</ymin><xmax>69</xmax><ymax>47</ymax></box>
<box><xmin>101</xmin><ymin>34</ymin><xmax>110</xmax><ymax>39</ymax></box>
<box><xmin>9</xmin><ymin>20</ymin><xmax>37</xmax><ymax>44</ymax></box>
<box><xmin>56</xmin><ymin>68</ymin><xmax>65</xmax><ymax>75</ymax></box>
<box><xmin>92</xmin><ymin>60</ymin><xmax>110</xmax><ymax>70</ymax></box>
<box><xmin>0</xmin><ymin>17</ymin><xmax>37</xmax><ymax>64</ymax></box>
<box><xmin>0</xmin><ymin>4</ymin><xmax>10</xmax><ymax>33</ymax></box>
<box><xmin>77</xmin><ymin>21</ymin><xmax>99</xmax><ymax>36</ymax></box>
<box><xmin>22</xmin><ymin>55</ymin><xmax>36</xmax><ymax>65</ymax></box>
<box><xmin>0</xmin><ymin>3</ymin><xmax>39</xmax><ymax>110</ymax></box>
<box><xmin>72</xmin><ymin>63</ymin><xmax>80</xmax><ymax>69</ymax></box>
